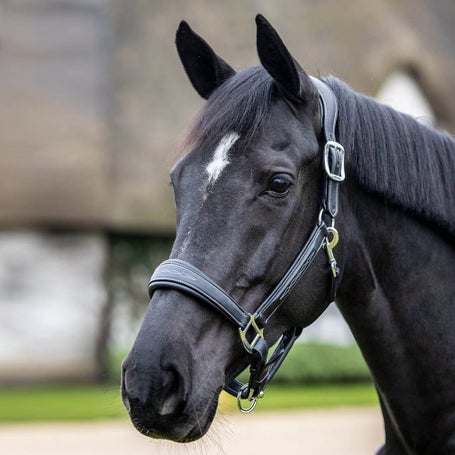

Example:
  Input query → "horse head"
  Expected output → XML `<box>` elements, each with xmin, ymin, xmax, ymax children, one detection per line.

<box><xmin>121</xmin><ymin>15</ymin><xmax>340</xmax><ymax>442</ymax></box>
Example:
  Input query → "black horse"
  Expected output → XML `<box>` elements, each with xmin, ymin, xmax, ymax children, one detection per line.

<box><xmin>122</xmin><ymin>15</ymin><xmax>455</xmax><ymax>454</ymax></box>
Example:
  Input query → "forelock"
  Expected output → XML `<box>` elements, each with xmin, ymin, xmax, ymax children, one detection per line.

<box><xmin>183</xmin><ymin>66</ymin><xmax>275</xmax><ymax>156</ymax></box>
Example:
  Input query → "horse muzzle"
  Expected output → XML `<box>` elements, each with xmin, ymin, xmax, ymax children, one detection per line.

<box><xmin>121</xmin><ymin>352</ymin><xmax>219</xmax><ymax>442</ymax></box>
<box><xmin>120</xmin><ymin>291</ymin><xmax>225</xmax><ymax>442</ymax></box>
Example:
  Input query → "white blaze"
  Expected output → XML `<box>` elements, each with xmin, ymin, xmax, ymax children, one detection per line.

<box><xmin>206</xmin><ymin>132</ymin><xmax>240</xmax><ymax>186</ymax></box>
<box><xmin>178</xmin><ymin>132</ymin><xmax>240</xmax><ymax>256</ymax></box>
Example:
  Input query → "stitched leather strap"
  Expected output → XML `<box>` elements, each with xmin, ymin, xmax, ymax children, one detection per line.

<box><xmin>311</xmin><ymin>76</ymin><xmax>344</xmax><ymax>219</ymax></box>
<box><xmin>224</xmin><ymin>326</ymin><xmax>302</xmax><ymax>399</ymax></box>
<box><xmin>253</xmin><ymin>224</ymin><xmax>326</xmax><ymax>327</ymax></box>
<box><xmin>148</xmin><ymin>224</ymin><xmax>326</xmax><ymax>333</ymax></box>
<box><xmin>311</xmin><ymin>77</ymin><xmax>338</xmax><ymax>142</ymax></box>
<box><xmin>149</xmin><ymin>259</ymin><xmax>250</xmax><ymax>328</ymax></box>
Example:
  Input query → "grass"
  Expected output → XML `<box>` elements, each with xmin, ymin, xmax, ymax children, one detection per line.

<box><xmin>0</xmin><ymin>386</ymin><xmax>125</xmax><ymax>423</ymax></box>
<box><xmin>109</xmin><ymin>342</ymin><xmax>371</xmax><ymax>386</ymax></box>
<box><xmin>219</xmin><ymin>383</ymin><xmax>378</xmax><ymax>413</ymax></box>
<box><xmin>0</xmin><ymin>382</ymin><xmax>378</xmax><ymax>424</ymax></box>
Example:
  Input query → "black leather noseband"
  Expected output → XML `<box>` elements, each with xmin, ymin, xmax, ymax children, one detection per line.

<box><xmin>148</xmin><ymin>77</ymin><xmax>345</xmax><ymax>412</ymax></box>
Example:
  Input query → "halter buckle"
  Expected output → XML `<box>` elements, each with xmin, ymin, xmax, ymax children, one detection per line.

<box><xmin>324</xmin><ymin>141</ymin><xmax>345</xmax><ymax>182</ymax></box>
<box><xmin>239</xmin><ymin>314</ymin><xmax>264</xmax><ymax>353</ymax></box>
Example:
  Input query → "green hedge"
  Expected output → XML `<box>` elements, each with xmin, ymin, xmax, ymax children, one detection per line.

<box><xmin>112</xmin><ymin>342</ymin><xmax>371</xmax><ymax>386</ymax></box>
<box><xmin>239</xmin><ymin>342</ymin><xmax>372</xmax><ymax>385</ymax></box>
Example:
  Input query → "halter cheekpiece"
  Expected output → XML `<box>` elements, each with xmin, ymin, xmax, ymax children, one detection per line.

<box><xmin>148</xmin><ymin>77</ymin><xmax>345</xmax><ymax>413</ymax></box>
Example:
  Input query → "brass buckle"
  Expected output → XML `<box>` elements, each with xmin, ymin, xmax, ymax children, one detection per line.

<box><xmin>239</xmin><ymin>314</ymin><xmax>264</xmax><ymax>353</ymax></box>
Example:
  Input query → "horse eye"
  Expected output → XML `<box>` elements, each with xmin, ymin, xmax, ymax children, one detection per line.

<box><xmin>266</xmin><ymin>174</ymin><xmax>293</xmax><ymax>196</ymax></box>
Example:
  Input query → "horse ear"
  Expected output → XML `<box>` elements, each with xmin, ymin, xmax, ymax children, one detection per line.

<box><xmin>255</xmin><ymin>14</ymin><xmax>316</xmax><ymax>103</ymax></box>
<box><xmin>176</xmin><ymin>21</ymin><xmax>236</xmax><ymax>99</ymax></box>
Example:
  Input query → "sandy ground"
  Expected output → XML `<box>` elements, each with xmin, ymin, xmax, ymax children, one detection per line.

<box><xmin>0</xmin><ymin>407</ymin><xmax>384</xmax><ymax>455</ymax></box>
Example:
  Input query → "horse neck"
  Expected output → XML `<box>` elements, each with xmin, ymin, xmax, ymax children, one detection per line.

<box><xmin>336</xmin><ymin>184</ymin><xmax>455</xmax><ymax>451</ymax></box>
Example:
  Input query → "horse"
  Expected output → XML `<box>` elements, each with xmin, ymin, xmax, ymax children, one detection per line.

<box><xmin>121</xmin><ymin>15</ymin><xmax>455</xmax><ymax>454</ymax></box>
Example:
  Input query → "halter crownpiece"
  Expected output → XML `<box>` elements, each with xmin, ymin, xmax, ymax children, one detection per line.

<box><xmin>148</xmin><ymin>77</ymin><xmax>345</xmax><ymax>413</ymax></box>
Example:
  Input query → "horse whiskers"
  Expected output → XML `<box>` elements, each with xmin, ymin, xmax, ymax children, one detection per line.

<box><xmin>131</xmin><ymin>416</ymin><xmax>151</xmax><ymax>437</ymax></box>
<box><xmin>181</xmin><ymin>417</ymin><xmax>229</xmax><ymax>455</ymax></box>
<box><xmin>207</xmin><ymin>414</ymin><xmax>233</xmax><ymax>454</ymax></box>
<box><xmin>187</xmin><ymin>393</ymin><xmax>204</xmax><ymax>440</ymax></box>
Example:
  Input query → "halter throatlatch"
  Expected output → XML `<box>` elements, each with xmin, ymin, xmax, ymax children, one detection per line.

<box><xmin>148</xmin><ymin>77</ymin><xmax>345</xmax><ymax>413</ymax></box>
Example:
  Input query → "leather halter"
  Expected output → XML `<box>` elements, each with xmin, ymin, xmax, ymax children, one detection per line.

<box><xmin>148</xmin><ymin>77</ymin><xmax>345</xmax><ymax>412</ymax></box>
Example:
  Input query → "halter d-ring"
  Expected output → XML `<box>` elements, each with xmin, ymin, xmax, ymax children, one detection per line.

<box><xmin>237</xmin><ymin>386</ymin><xmax>264</xmax><ymax>413</ymax></box>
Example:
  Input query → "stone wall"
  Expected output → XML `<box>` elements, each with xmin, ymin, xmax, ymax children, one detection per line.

<box><xmin>0</xmin><ymin>231</ymin><xmax>107</xmax><ymax>384</ymax></box>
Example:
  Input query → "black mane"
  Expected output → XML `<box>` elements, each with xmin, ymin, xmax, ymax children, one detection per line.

<box><xmin>185</xmin><ymin>68</ymin><xmax>455</xmax><ymax>238</ymax></box>
<box><xmin>326</xmin><ymin>76</ymin><xmax>455</xmax><ymax>239</ymax></box>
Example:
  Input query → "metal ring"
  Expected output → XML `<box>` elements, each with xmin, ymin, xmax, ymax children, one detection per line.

<box><xmin>325</xmin><ymin>226</ymin><xmax>339</xmax><ymax>249</ymax></box>
<box><xmin>318</xmin><ymin>209</ymin><xmax>335</xmax><ymax>228</ymax></box>
<box><xmin>324</xmin><ymin>141</ymin><xmax>345</xmax><ymax>182</ymax></box>
<box><xmin>236</xmin><ymin>387</ymin><xmax>264</xmax><ymax>414</ymax></box>
<box><xmin>237</xmin><ymin>389</ymin><xmax>258</xmax><ymax>414</ymax></box>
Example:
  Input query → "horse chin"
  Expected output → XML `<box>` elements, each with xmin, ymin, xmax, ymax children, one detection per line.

<box><xmin>127</xmin><ymin>389</ymin><xmax>220</xmax><ymax>443</ymax></box>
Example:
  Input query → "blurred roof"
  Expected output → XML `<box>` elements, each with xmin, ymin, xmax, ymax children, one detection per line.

<box><xmin>1</xmin><ymin>0</ymin><xmax>454</xmax><ymax>233</ymax></box>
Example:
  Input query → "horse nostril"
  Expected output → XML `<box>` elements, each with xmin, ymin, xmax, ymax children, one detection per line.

<box><xmin>159</xmin><ymin>365</ymin><xmax>186</xmax><ymax>416</ymax></box>
<box><xmin>121</xmin><ymin>352</ymin><xmax>188</xmax><ymax>424</ymax></box>
<box><xmin>121</xmin><ymin>366</ymin><xmax>132</xmax><ymax>412</ymax></box>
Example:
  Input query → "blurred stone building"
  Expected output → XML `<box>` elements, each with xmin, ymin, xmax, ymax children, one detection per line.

<box><xmin>0</xmin><ymin>0</ymin><xmax>454</xmax><ymax>383</ymax></box>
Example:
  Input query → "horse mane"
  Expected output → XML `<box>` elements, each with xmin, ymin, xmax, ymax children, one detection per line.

<box><xmin>183</xmin><ymin>67</ymin><xmax>455</xmax><ymax>239</ymax></box>
<box><xmin>325</xmin><ymin>76</ymin><xmax>455</xmax><ymax>239</ymax></box>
